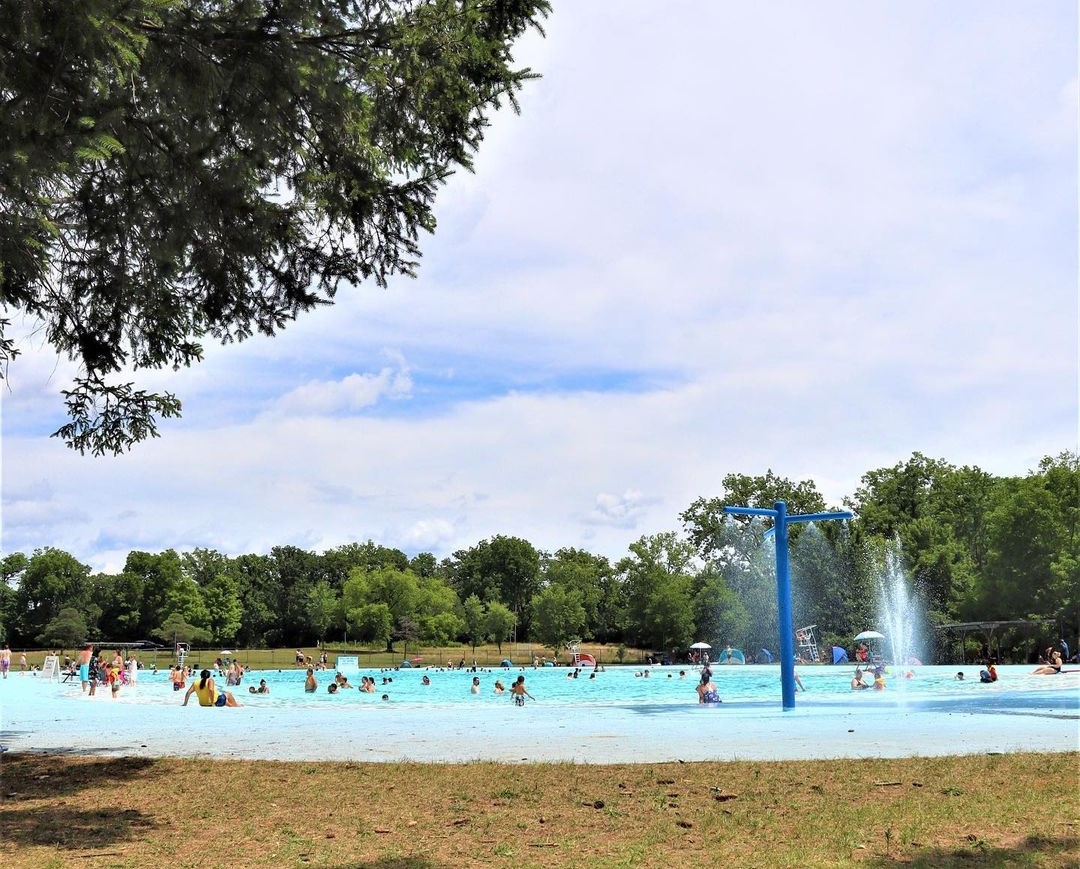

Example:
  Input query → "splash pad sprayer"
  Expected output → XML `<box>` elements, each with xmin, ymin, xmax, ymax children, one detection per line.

<box><xmin>723</xmin><ymin>501</ymin><xmax>853</xmax><ymax>710</ymax></box>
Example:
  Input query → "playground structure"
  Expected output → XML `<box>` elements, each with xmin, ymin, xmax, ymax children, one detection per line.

<box><xmin>723</xmin><ymin>500</ymin><xmax>853</xmax><ymax>710</ymax></box>
<box><xmin>568</xmin><ymin>643</ymin><xmax>597</xmax><ymax>668</ymax></box>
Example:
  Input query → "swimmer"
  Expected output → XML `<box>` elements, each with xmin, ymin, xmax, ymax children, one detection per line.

<box><xmin>327</xmin><ymin>682</ymin><xmax>339</xmax><ymax>694</ymax></box>
<box><xmin>422</xmin><ymin>675</ymin><xmax>431</xmax><ymax>686</ymax></box>
<box><xmin>247</xmin><ymin>679</ymin><xmax>270</xmax><ymax>694</ymax></box>
<box><xmin>872</xmin><ymin>666</ymin><xmax>886</xmax><ymax>690</ymax></box>
<box><xmin>696</xmin><ymin>673</ymin><xmax>720</xmax><ymax>704</ymax></box>
<box><xmin>471</xmin><ymin>676</ymin><xmax>481</xmax><ymax>694</ymax></box>
<box><xmin>493</xmin><ymin>680</ymin><xmax>505</xmax><ymax>695</ymax></box>
<box><xmin>304</xmin><ymin>668</ymin><xmax>318</xmax><ymax>692</ymax></box>
<box><xmin>78</xmin><ymin>643</ymin><xmax>93</xmax><ymax>693</ymax></box>
<box><xmin>851</xmin><ymin>668</ymin><xmax>868</xmax><ymax>690</ymax></box>
<box><xmin>183</xmin><ymin>669</ymin><xmax>241</xmax><ymax>707</ymax></box>
<box><xmin>980</xmin><ymin>662</ymin><xmax>999</xmax><ymax>682</ymax></box>
<box><xmin>955</xmin><ymin>671</ymin><xmax>965</xmax><ymax>680</ymax></box>
<box><xmin>510</xmin><ymin>674</ymin><xmax>534</xmax><ymax>706</ymax></box>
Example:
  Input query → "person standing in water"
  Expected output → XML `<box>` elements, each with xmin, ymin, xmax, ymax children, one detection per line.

<box><xmin>78</xmin><ymin>643</ymin><xmax>94</xmax><ymax>693</ymax></box>
<box><xmin>510</xmin><ymin>674</ymin><xmax>534</xmax><ymax>706</ymax></box>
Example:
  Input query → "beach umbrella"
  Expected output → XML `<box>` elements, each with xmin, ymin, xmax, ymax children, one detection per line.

<box><xmin>853</xmin><ymin>631</ymin><xmax>884</xmax><ymax>641</ymax></box>
<box><xmin>689</xmin><ymin>642</ymin><xmax>712</xmax><ymax>650</ymax></box>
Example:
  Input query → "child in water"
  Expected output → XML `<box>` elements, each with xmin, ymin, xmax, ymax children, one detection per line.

<box><xmin>510</xmin><ymin>674</ymin><xmax>534</xmax><ymax>706</ymax></box>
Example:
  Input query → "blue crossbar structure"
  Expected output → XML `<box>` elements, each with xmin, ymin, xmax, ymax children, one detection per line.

<box><xmin>723</xmin><ymin>501</ymin><xmax>853</xmax><ymax>710</ymax></box>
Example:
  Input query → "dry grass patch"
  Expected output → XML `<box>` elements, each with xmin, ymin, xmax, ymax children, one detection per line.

<box><xmin>0</xmin><ymin>752</ymin><xmax>1075</xmax><ymax>868</ymax></box>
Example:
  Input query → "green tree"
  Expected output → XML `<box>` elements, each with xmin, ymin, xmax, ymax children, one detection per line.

<box><xmin>270</xmin><ymin>546</ymin><xmax>327</xmax><ymax>646</ymax></box>
<box><xmin>1</xmin><ymin>0</ymin><xmax>550</xmax><ymax>454</ymax></box>
<box><xmin>846</xmin><ymin>453</ymin><xmax>954</xmax><ymax>538</ymax></box>
<box><xmin>365</xmin><ymin>567</ymin><xmax>421</xmax><ymax>636</ymax></box>
<box><xmin>152</xmin><ymin>611</ymin><xmax>211</xmax><ymax>646</ymax></box>
<box><xmin>12</xmin><ymin>548</ymin><xmax>92</xmax><ymax>646</ymax></box>
<box><xmin>201</xmin><ymin>572</ymin><xmax>244</xmax><ymax>644</ymax></box>
<box><xmin>163</xmin><ymin>576</ymin><xmax>211</xmax><ymax>635</ymax></box>
<box><xmin>645</xmin><ymin>578</ymin><xmax>696</xmax><ymax>653</ymax></box>
<box><xmin>410</xmin><ymin>552</ymin><xmax>439</xmax><ymax>578</ymax></box>
<box><xmin>979</xmin><ymin>454</ymin><xmax>1080</xmax><ymax>631</ymax></box>
<box><xmin>484</xmin><ymin>601</ymin><xmax>517</xmax><ymax>653</ymax></box>
<box><xmin>615</xmin><ymin>532</ymin><xmax>697</xmax><ymax>650</ymax></box>
<box><xmin>1</xmin><ymin>552</ymin><xmax>28</xmax><ymax>584</ymax></box>
<box><xmin>124</xmin><ymin>549</ymin><xmax>186</xmax><ymax>637</ymax></box>
<box><xmin>419</xmin><ymin>611</ymin><xmax>463</xmax><ymax>647</ymax></box>
<box><xmin>348</xmin><ymin>602</ymin><xmax>393</xmax><ymax>648</ymax></box>
<box><xmin>230</xmin><ymin>553</ymin><xmax>279</xmax><ymax>647</ymax></box>
<box><xmin>444</xmin><ymin>536</ymin><xmax>540</xmax><ymax>637</ymax></box>
<box><xmin>323</xmin><ymin>542</ymin><xmax>409</xmax><ymax>586</ymax></box>
<box><xmin>36</xmin><ymin>606</ymin><xmax>89</xmax><ymax>652</ymax></box>
<box><xmin>693</xmin><ymin>571</ymin><xmax>750</xmax><ymax>650</ymax></box>
<box><xmin>304</xmin><ymin>580</ymin><xmax>339</xmax><ymax>646</ymax></box>
<box><xmin>530</xmin><ymin>585</ymin><xmax>586</xmax><ymax>653</ymax></box>
<box><xmin>681</xmin><ymin>471</ymin><xmax>827</xmax><ymax>559</ymax></box>
<box><xmin>461</xmin><ymin>594</ymin><xmax>487</xmax><ymax>653</ymax></box>
<box><xmin>90</xmin><ymin>571</ymin><xmax>144</xmax><ymax>639</ymax></box>
<box><xmin>542</xmin><ymin>547</ymin><xmax>617</xmax><ymax>641</ymax></box>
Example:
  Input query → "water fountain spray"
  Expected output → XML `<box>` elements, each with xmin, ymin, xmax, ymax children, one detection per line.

<box><xmin>723</xmin><ymin>500</ymin><xmax>853</xmax><ymax>710</ymax></box>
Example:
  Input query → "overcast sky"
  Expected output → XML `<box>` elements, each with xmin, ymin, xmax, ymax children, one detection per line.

<box><xmin>2</xmin><ymin>1</ymin><xmax>1077</xmax><ymax>573</ymax></box>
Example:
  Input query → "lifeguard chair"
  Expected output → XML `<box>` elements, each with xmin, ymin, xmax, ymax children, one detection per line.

<box><xmin>795</xmin><ymin>625</ymin><xmax>819</xmax><ymax>662</ymax></box>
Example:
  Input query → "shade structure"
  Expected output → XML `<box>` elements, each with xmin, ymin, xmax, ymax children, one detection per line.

<box><xmin>689</xmin><ymin>642</ymin><xmax>712</xmax><ymax>650</ymax></box>
<box><xmin>854</xmin><ymin>631</ymin><xmax>885</xmax><ymax>641</ymax></box>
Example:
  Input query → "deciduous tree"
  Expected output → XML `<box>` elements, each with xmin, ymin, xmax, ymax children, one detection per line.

<box><xmin>0</xmin><ymin>0</ymin><xmax>550</xmax><ymax>453</ymax></box>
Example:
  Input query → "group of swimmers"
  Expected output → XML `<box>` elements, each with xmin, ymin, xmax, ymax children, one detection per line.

<box><xmin>69</xmin><ymin>645</ymin><xmax>143</xmax><ymax>697</ymax></box>
<box><xmin>420</xmin><ymin>672</ymin><xmax>534</xmax><ymax>703</ymax></box>
<box><xmin>850</xmin><ymin>666</ymin><xmax>887</xmax><ymax>690</ymax></box>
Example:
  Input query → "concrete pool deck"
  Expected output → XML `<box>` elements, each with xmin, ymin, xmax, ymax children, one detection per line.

<box><xmin>1</xmin><ymin>667</ymin><xmax>1076</xmax><ymax>764</ymax></box>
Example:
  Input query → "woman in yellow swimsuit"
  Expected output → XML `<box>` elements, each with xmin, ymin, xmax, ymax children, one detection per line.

<box><xmin>182</xmin><ymin>669</ymin><xmax>241</xmax><ymax>707</ymax></box>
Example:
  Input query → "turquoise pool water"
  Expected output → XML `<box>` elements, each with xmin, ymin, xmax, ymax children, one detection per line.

<box><xmin>122</xmin><ymin>662</ymin><xmax>1077</xmax><ymax>707</ymax></box>
<box><xmin>1</xmin><ymin>664</ymin><xmax>1076</xmax><ymax>763</ymax></box>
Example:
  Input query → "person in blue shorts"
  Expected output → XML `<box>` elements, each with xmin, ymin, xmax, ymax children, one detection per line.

<box><xmin>78</xmin><ymin>643</ymin><xmax>93</xmax><ymax>693</ymax></box>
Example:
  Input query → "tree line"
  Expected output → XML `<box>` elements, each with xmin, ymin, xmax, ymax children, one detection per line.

<box><xmin>1</xmin><ymin>451</ymin><xmax>1076</xmax><ymax>662</ymax></box>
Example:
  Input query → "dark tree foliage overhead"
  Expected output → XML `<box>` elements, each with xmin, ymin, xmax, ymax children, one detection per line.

<box><xmin>0</xmin><ymin>0</ymin><xmax>549</xmax><ymax>454</ymax></box>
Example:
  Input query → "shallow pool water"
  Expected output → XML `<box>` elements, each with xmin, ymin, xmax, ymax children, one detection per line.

<box><xmin>1</xmin><ymin>664</ymin><xmax>1076</xmax><ymax>764</ymax></box>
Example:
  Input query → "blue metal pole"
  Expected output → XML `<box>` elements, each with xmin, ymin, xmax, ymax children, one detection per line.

<box><xmin>724</xmin><ymin>503</ymin><xmax>852</xmax><ymax>710</ymax></box>
<box><xmin>773</xmin><ymin>501</ymin><xmax>796</xmax><ymax>710</ymax></box>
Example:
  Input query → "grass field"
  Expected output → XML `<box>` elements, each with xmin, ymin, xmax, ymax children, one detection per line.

<box><xmin>0</xmin><ymin>752</ymin><xmax>1075</xmax><ymax>868</ymax></box>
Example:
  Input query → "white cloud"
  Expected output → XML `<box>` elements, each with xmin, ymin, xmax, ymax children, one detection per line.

<box><xmin>263</xmin><ymin>358</ymin><xmax>412</xmax><ymax>419</ymax></box>
<box><xmin>2</xmin><ymin>1</ymin><xmax>1075</xmax><ymax>571</ymax></box>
